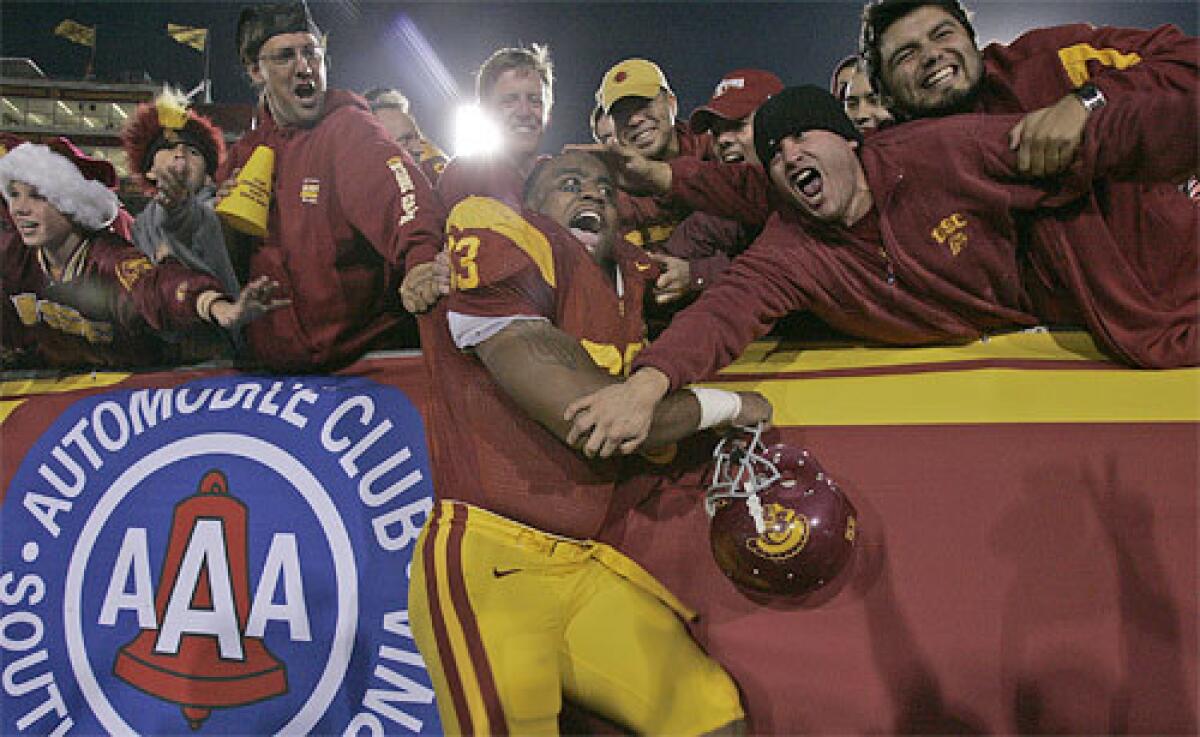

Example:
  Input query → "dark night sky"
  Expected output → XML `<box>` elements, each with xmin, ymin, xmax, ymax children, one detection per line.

<box><xmin>3</xmin><ymin>1</ymin><xmax>1197</xmax><ymax>152</ymax></box>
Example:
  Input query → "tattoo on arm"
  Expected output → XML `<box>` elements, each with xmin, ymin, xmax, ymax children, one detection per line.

<box><xmin>474</xmin><ymin>319</ymin><xmax>613</xmax><ymax>443</ymax></box>
<box><xmin>475</xmin><ymin>318</ymin><xmax>708</xmax><ymax>453</ymax></box>
<box><xmin>503</xmin><ymin>320</ymin><xmax>585</xmax><ymax>370</ymax></box>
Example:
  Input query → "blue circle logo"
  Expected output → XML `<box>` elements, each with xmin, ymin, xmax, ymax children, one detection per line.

<box><xmin>1</xmin><ymin>375</ymin><xmax>442</xmax><ymax>735</ymax></box>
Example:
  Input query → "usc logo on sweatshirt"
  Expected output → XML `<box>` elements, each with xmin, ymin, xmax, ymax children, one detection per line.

<box><xmin>116</xmin><ymin>256</ymin><xmax>154</xmax><ymax>291</ymax></box>
<box><xmin>931</xmin><ymin>212</ymin><xmax>969</xmax><ymax>256</ymax></box>
<box><xmin>386</xmin><ymin>156</ymin><xmax>418</xmax><ymax>227</ymax></box>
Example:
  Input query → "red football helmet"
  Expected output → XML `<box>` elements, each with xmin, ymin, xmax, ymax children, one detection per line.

<box><xmin>706</xmin><ymin>424</ymin><xmax>858</xmax><ymax>597</ymax></box>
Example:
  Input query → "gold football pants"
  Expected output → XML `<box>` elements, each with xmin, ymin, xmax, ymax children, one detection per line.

<box><xmin>409</xmin><ymin>500</ymin><xmax>744</xmax><ymax>735</ymax></box>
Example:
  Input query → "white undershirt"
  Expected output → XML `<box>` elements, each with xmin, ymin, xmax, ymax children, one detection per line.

<box><xmin>448</xmin><ymin>313</ymin><xmax>547</xmax><ymax>350</ymax></box>
<box><xmin>449</xmin><ymin>265</ymin><xmax>624</xmax><ymax>351</ymax></box>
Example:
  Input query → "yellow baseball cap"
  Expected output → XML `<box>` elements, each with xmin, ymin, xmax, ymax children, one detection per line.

<box><xmin>600</xmin><ymin>58</ymin><xmax>672</xmax><ymax>113</ymax></box>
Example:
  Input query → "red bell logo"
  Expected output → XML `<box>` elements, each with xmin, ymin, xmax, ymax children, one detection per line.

<box><xmin>113</xmin><ymin>470</ymin><xmax>287</xmax><ymax>730</ymax></box>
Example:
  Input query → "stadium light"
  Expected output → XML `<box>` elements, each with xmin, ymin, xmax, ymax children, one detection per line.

<box><xmin>453</xmin><ymin>104</ymin><xmax>500</xmax><ymax>157</ymax></box>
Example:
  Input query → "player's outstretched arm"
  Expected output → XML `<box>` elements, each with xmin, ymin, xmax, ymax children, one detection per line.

<box><xmin>474</xmin><ymin>319</ymin><xmax>770</xmax><ymax>458</ymax></box>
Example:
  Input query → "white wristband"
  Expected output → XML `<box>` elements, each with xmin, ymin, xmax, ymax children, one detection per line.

<box><xmin>195</xmin><ymin>290</ymin><xmax>223</xmax><ymax>323</ymax></box>
<box><xmin>689</xmin><ymin>387</ymin><xmax>742</xmax><ymax>430</ymax></box>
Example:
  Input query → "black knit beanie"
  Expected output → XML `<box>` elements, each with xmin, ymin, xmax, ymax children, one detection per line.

<box><xmin>753</xmin><ymin>86</ymin><xmax>863</xmax><ymax>168</ymax></box>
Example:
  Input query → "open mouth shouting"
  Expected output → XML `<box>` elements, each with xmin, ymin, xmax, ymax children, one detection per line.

<box><xmin>294</xmin><ymin>80</ymin><xmax>318</xmax><ymax>103</ymax></box>
<box><xmin>791</xmin><ymin>166</ymin><xmax>824</xmax><ymax>204</ymax></box>
<box><xmin>569</xmin><ymin>209</ymin><xmax>605</xmax><ymax>252</ymax></box>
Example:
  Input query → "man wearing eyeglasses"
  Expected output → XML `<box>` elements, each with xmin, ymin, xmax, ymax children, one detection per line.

<box><xmin>216</xmin><ymin>2</ymin><xmax>444</xmax><ymax>370</ymax></box>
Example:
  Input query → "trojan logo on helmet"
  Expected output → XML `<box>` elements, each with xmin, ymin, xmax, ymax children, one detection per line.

<box><xmin>706</xmin><ymin>424</ymin><xmax>859</xmax><ymax>597</ymax></box>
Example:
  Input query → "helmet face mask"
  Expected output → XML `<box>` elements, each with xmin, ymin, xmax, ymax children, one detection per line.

<box><xmin>705</xmin><ymin>423</ymin><xmax>783</xmax><ymax>531</ymax></box>
<box><xmin>706</xmin><ymin>425</ymin><xmax>859</xmax><ymax>598</ymax></box>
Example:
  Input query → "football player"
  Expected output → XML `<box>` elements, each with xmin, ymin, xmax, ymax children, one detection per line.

<box><xmin>411</xmin><ymin>150</ymin><xmax>767</xmax><ymax>735</ymax></box>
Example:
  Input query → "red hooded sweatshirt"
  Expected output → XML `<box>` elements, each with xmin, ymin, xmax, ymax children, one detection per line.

<box><xmin>634</xmin><ymin>90</ymin><xmax>1197</xmax><ymax>387</ymax></box>
<box><xmin>218</xmin><ymin>90</ymin><xmax>445</xmax><ymax>371</ymax></box>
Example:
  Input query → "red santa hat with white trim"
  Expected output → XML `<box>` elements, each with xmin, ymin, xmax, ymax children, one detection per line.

<box><xmin>0</xmin><ymin>137</ymin><xmax>120</xmax><ymax>231</ymax></box>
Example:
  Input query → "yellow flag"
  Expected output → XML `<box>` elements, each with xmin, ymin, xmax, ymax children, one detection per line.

<box><xmin>54</xmin><ymin>19</ymin><xmax>96</xmax><ymax>48</ymax></box>
<box><xmin>167</xmin><ymin>23</ymin><xmax>208</xmax><ymax>52</ymax></box>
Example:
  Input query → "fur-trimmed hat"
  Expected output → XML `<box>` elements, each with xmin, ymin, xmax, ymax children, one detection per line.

<box><xmin>122</xmin><ymin>88</ymin><xmax>225</xmax><ymax>186</ymax></box>
<box><xmin>0</xmin><ymin>141</ymin><xmax>119</xmax><ymax>231</ymax></box>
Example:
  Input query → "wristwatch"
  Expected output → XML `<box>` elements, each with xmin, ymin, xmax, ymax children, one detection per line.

<box><xmin>1074</xmin><ymin>82</ymin><xmax>1107</xmax><ymax>114</ymax></box>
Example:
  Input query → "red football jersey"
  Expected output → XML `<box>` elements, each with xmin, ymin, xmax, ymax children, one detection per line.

<box><xmin>419</xmin><ymin>196</ymin><xmax>656</xmax><ymax>539</ymax></box>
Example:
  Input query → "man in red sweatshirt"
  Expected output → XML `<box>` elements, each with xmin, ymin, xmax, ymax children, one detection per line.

<box><xmin>565</xmin><ymin>83</ymin><xmax>1197</xmax><ymax>456</ymax></box>
<box><xmin>652</xmin><ymin>69</ymin><xmax>783</xmax><ymax>309</ymax></box>
<box><xmin>217</xmin><ymin>3</ymin><xmax>444</xmax><ymax>370</ymax></box>
<box><xmin>859</xmin><ymin>0</ymin><xmax>1199</xmax><ymax>361</ymax></box>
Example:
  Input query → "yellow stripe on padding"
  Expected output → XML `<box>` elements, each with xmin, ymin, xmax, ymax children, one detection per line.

<box><xmin>707</xmin><ymin>368</ymin><xmax>1199</xmax><ymax>426</ymax></box>
<box><xmin>1</xmin><ymin>372</ymin><xmax>130</xmax><ymax>428</ymax></box>
<box><xmin>0</xmin><ymin>371</ymin><xmax>130</xmax><ymax>399</ymax></box>
<box><xmin>448</xmin><ymin>196</ymin><xmax>556</xmax><ymax>288</ymax></box>
<box><xmin>1057</xmin><ymin>43</ymin><xmax>1141</xmax><ymax>87</ymax></box>
<box><xmin>720</xmin><ymin>330</ymin><xmax>1108</xmax><ymax>376</ymax></box>
<box><xmin>701</xmin><ymin>330</ymin><xmax>1200</xmax><ymax>425</ymax></box>
<box><xmin>0</xmin><ymin>399</ymin><xmax>26</xmax><ymax>425</ymax></box>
